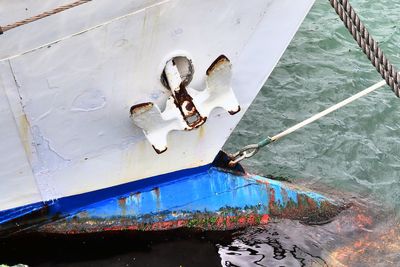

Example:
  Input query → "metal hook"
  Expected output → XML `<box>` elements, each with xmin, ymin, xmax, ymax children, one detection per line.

<box><xmin>228</xmin><ymin>144</ymin><xmax>260</xmax><ymax>167</ymax></box>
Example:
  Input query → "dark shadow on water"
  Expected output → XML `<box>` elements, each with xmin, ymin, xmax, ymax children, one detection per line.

<box><xmin>218</xmin><ymin>222</ymin><xmax>329</xmax><ymax>267</ymax></box>
<box><xmin>219</xmin><ymin>199</ymin><xmax>400</xmax><ymax>267</ymax></box>
<box><xmin>1</xmin><ymin>180</ymin><xmax>399</xmax><ymax>267</ymax></box>
<box><xmin>1</xmin><ymin>199</ymin><xmax>399</xmax><ymax>267</ymax></box>
<box><xmin>0</xmin><ymin>230</ymin><xmax>232</xmax><ymax>267</ymax></box>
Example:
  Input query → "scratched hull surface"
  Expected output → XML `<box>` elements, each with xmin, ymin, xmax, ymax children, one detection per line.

<box><xmin>0</xmin><ymin>0</ymin><xmax>315</xmax><ymax>225</ymax></box>
<box><xmin>1</xmin><ymin>166</ymin><xmax>344</xmax><ymax>236</ymax></box>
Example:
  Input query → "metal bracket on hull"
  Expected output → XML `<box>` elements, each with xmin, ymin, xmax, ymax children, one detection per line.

<box><xmin>130</xmin><ymin>55</ymin><xmax>240</xmax><ymax>154</ymax></box>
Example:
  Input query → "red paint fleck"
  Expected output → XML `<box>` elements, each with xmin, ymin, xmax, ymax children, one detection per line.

<box><xmin>247</xmin><ymin>214</ymin><xmax>256</xmax><ymax>224</ymax></box>
<box><xmin>216</xmin><ymin>217</ymin><xmax>224</xmax><ymax>227</ymax></box>
<box><xmin>151</xmin><ymin>221</ymin><xmax>177</xmax><ymax>231</ymax></box>
<box><xmin>238</xmin><ymin>217</ymin><xmax>246</xmax><ymax>224</ymax></box>
<box><xmin>177</xmin><ymin>220</ymin><xmax>187</xmax><ymax>227</ymax></box>
<box><xmin>269</xmin><ymin>186</ymin><xmax>275</xmax><ymax>207</ymax></box>
<box><xmin>261</xmin><ymin>214</ymin><xmax>269</xmax><ymax>224</ymax></box>
<box><xmin>41</xmin><ymin>213</ymin><xmax>273</xmax><ymax>234</ymax></box>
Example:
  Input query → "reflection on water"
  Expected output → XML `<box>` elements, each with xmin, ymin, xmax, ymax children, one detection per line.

<box><xmin>1</xmin><ymin>195</ymin><xmax>399</xmax><ymax>266</ymax></box>
<box><xmin>219</xmin><ymin>226</ymin><xmax>328</xmax><ymax>266</ymax></box>
<box><xmin>2</xmin><ymin>0</ymin><xmax>400</xmax><ymax>266</ymax></box>
<box><xmin>218</xmin><ymin>198</ymin><xmax>400</xmax><ymax>267</ymax></box>
<box><xmin>220</xmin><ymin>0</ymin><xmax>400</xmax><ymax>265</ymax></box>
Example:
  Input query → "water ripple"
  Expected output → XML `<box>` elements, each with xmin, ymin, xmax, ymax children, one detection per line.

<box><xmin>224</xmin><ymin>0</ymin><xmax>400</xmax><ymax>215</ymax></box>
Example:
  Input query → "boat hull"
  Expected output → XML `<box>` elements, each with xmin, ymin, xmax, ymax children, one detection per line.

<box><xmin>0</xmin><ymin>0</ymin><xmax>315</xmax><ymax>216</ymax></box>
<box><xmin>1</xmin><ymin>154</ymin><xmax>344</xmax><ymax>236</ymax></box>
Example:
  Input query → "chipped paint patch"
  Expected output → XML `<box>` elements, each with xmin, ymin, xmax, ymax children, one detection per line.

<box><xmin>130</xmin><ymin>55</ymin><xmax>240</xmax><ymax>153</ymax></box>
<box><xmin>130</xmin><ymin>102</ymin><xmax>154</xmax><ymax>115</ymax></box>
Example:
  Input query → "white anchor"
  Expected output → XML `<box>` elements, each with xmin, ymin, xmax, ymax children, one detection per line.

<box><xmin>130</xmin><ymin>55</ymin><xmax>240</xmax><ymax>154</ymax></box>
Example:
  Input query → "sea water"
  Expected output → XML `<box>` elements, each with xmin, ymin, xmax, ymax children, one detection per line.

<box><xmin>220</xmin><ymin>0</ymin><xmax>400</xmax><ymax>265</ymax></box>
<box><xmin>1</xmin><ymin>0</ymin><xmax>399</xmax><ymax>266</ymax></box>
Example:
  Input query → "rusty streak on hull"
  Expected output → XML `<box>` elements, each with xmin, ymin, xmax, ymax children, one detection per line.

<box><xmin>31</xmin><ymin>167</ymin><xmax>345</xmax><ymax>235</ymax></box>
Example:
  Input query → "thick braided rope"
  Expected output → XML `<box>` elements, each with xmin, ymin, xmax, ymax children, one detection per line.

<box><xmin>0</xmin><ymin>0</ymin><xmax>92</xmax><ymax>34</ymax></box>
<box><xmin>332</xmin><ymin>1</ymin><xmax>398</xmax><ymax>95</ymax></box>
<box><xmin>330</xmin><ymin>0</ymin><xmax>400</xmax><ymax>97</ymax></box>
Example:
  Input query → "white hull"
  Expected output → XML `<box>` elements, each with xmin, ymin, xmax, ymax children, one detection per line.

<box><xmin>0</xmin><ymin>0</ymin><xmax>315</xmax><ymax>212</ymax></box>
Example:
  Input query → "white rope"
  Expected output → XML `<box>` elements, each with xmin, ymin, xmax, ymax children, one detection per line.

<box><xmin>270</xmin><ymin>80</ymin><xmax>386</xmax><ymax>142</ymax></box>
<box><xmin>229</xmin><ymin>80</ymin><xmax>387</xmax><ymax>165</ymax></box>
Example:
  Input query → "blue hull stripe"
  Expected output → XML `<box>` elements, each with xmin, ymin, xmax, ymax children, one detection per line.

<box><xmin>0</xmin><ymin>164</ymin><xmax>211</xmax><ymax>225</ymax></box>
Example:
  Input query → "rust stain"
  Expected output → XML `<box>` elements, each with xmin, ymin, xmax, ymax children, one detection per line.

<box><xmin>306</xmin><ymin>196</ymin><xmax>318</xmax><ymax>210</ymax></box>
<box><xmin>38</xmin><ymin>213</ymin><xmax>271</xmax><ymax>234</ymax></box>
<box><xmin>118</xmin><ymin>197</ymin><xmax>127</xmax><ymax>216</ymax></box>
<box><xmin>172</xmin><ymin>83</ymin><xmax>205</xmax><ymax>128</ymax></box>
<box><xmin>130</xmin><ymin>102</ymin><xmax>153</xmax><ymax>116</ymax></box>
<box><xmin>118</xmin><ymin>197</ymin><xmax>126</xmax><ymax>207</ymax></box>
<box><xmin>161</xmin><ymin>57</ymin><xmax>206</xmax><ymax>129</ymax></box>
<box><xmin>206</xmin><ymin>55</ymin><xmax>230</xmax><ymax>76</ymax></box>
<box><xmin>152</xmin><ymin>145</ymin><xmax>167</xmax><ymax>154</ymax></box>
<box><xmin>19</xmin><ymin>114</ymin><xmax>32</xmax><ymax>158</ymax></box>
<box><xmin>264</xmin><ymin>183</ymin><xmax>344</xmax><ymax>225</ymax></box>
<box><xmin>153</xmin><ymin>187</ymin><xmax>160</xmax><ymax>199</ymax></box>
<box><xmin>198</xmin><ymin>125</ymin><xmax>205</xmax><ymax>139</ymax></box>
<box><xmin>296</xmin><ymin>194</ymin><xmax>306</xmax><ymax>216</ymax></box>
<box><xmin>228</xmin><ymin>105</ymin><xmax>241</xmax><ymax>115</ymax></box>
<box><xmin>152</xmin><ymin>187</ymin><xmax>161</xmax><ymax>210</ymax></box>
<box><xmin>134</xmin><ymin>192</ymin><xmax>141</xmax><ymax>203</ymax></box>
<box><xmin>268</xmin><ymin>185</ymin><xmax>276</xmax><ymax>211</ymax></box>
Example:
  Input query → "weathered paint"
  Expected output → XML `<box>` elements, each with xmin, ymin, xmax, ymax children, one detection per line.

<box><xmin>0</xmin><ymin>163</ymin><xmax>211</xmax><ymax>234</ymax></box>
<box><xmin>163</xmin><ymin>57</ymin><xmax>204</xmax><ymax>127</ymax></box>
<box><xmin>130</xmin><ymin>54</ymin><xmax>240</xmax><ymax>153</ymax></box>
<box><xmin>0</xmin><ymin>0</ymin><xmax>316</xmax><ymax>212</ymax></box>
<box><xmin>33</xmin><ymin>167</ymin><xmax>344</xmax><ymax>234</ymax></box>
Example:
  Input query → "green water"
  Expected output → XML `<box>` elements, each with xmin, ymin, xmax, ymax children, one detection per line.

<box><xmin>2</xmin><ymin>1</ymin><xmax>399</xmax><ymax>266</ymax></box>
<box><xmin>225</xmin><ymin>0</ymin><xmax>400</xmax><ymax>214</ymax></box>
<box><xmin>220</xmin><ymin>2</ymin><xmax>400</xmax><ymax>265</ymax></box>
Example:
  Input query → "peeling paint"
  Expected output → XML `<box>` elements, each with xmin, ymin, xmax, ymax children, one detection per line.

<box><xmin>206</xmin><ymin>55</ymin><xmax>229</xmax><ymax>76</ymax></box>
<box><xmin>31</xmin><ymin>167</ymin><xmax>345</xmax><ymax>234</ymax></box>
<box><xmin>1</xmin><ymin>0</ymin><xmax>320</xmax><ymax>231</ymax></box>
<box><xmin>130</xmin><ymin>102</ymin><xmax>153</xmax><ymax>115</ymax></box>
<box><xmin>31</xmin><ymin>126</ymin><xmax>71</xmax><ymax>173</ymax></box>
<box><xmin>163</xmin><ymin>57</ymin><xmax>204</xmax><ymax>128</ymax></box>
<box><xmin>130</xmin><ymin>55</ymin><xmax>241</xmax><ymax>153</ymax></box>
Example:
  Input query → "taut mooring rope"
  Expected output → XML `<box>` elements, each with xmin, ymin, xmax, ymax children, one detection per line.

<box><xmin>228</xmin><ymin>80</ymin><xmax>386</xmax><ymax>166</ymax></box>
<box><xmin>329</xmin><ymin>0</ymin><xmax>400</xmax><ymax>97</ymax></box>
<box><xmin>229</xmin><ymin>0</ymin><xmax>400</xmax><ymax>165</ymax></box>
<box><xmin>0</xmin><ymin>0</ymin><xmax>92</xmax><ymax>34</ymax></box>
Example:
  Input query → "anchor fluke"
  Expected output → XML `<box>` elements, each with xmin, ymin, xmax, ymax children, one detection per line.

<box><xmin>130</xmin><ymin>55</ymin><xmax>240</xmax><ymax>154</ymax></box>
